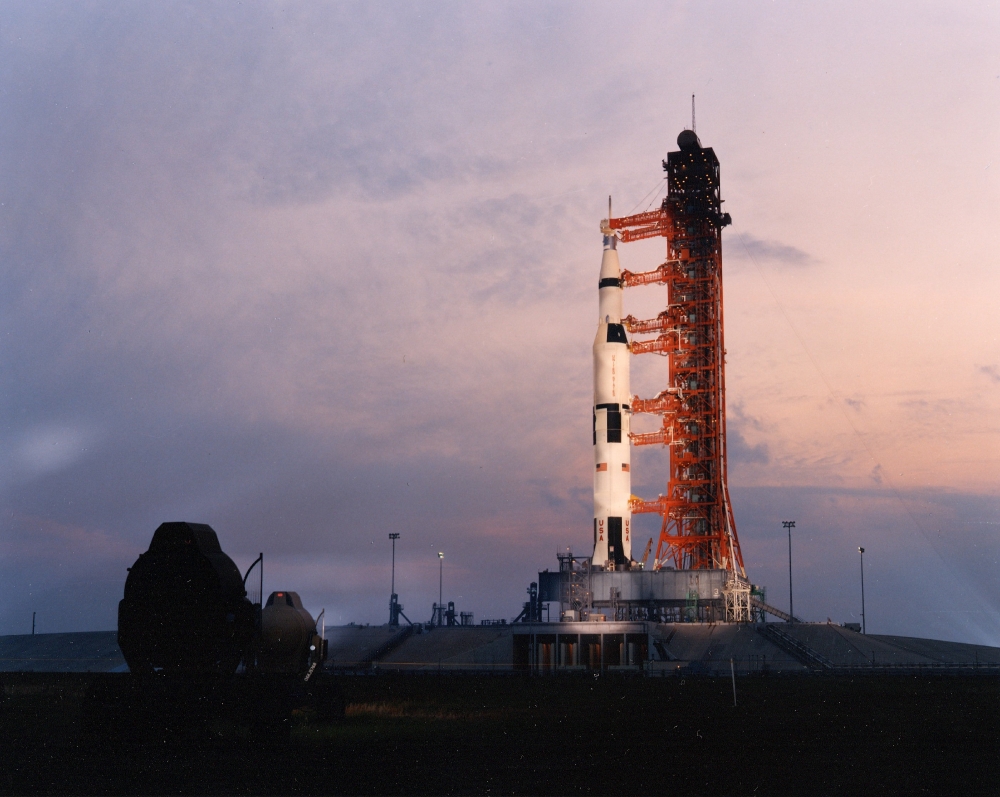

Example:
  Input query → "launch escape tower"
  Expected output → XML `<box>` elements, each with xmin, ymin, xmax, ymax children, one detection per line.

<box><xmin>604</xmin><ymin>128</ymin><xmax>746</xmax><ymax>579</ymax></box>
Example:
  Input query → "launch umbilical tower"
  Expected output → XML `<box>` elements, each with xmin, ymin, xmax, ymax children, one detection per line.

<box><xmin>603</xmin><ymin>129</ymin><xmax>745</xmax><ymax>577</ymax></box>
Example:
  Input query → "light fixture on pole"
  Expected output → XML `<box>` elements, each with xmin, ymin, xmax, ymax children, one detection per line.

<box><xmin>782</xmin><ymin>521</ymin><xmax>796</xmax><ymax>622</ymax></box>
<box><xmin>858</xmin><ymin>547</ymin><xmax>866</xmax><ymax>634</ymax></box>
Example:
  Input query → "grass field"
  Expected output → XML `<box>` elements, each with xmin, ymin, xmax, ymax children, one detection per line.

<box><xmin>1</xmin><ymin>671</ymin><xmax>998</xmax><ymax>794</ymax></box>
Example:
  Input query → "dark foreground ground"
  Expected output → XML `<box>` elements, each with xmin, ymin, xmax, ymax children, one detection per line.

<box><xmin>1</xmin><ymin>671</ymin><xmax>998</xmax><ymax>795</ymax></box>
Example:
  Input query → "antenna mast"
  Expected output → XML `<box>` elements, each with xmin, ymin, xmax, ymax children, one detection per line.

<box><xmin>691</xmin><ymin>94</ymin><xmax>696</xmax><ymax>133</ymax></box>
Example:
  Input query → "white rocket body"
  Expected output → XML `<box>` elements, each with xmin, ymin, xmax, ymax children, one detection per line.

<box><xmin>593</xmin><ymin>234</ymin><xmax>632</xmax><ymax>569</ymax></box>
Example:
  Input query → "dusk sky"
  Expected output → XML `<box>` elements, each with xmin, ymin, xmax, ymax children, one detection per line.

<box><xmin>2</xmin><ymin>2</ymin><xmax>998</xmax><ymax>643</ymax></box>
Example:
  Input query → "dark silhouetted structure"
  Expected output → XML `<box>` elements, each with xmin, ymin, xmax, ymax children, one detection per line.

<box><xmin>259</xmin><ymin>591</ymin><xmax>327</xmax><ymax>674</ymax></box>
<box><xmin>117</xmin><ymin>522</ymin><xmax>255</xmax><ymax>674</ymax></box>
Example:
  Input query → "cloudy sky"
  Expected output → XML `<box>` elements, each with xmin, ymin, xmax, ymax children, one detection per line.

<box><xmin>1</xmin><ymin>2</ymin><xmax>998</xmax><ymax>643</ymax></box>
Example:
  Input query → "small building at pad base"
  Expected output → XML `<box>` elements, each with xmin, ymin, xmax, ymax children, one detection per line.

<box><xmin>513</xmin><ymin>621</ymin><xmax>651</xmax><ymax>672</ymax></box>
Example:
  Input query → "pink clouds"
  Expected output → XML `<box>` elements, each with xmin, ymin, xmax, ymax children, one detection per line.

<box><xmin>0</xmin><ymin>2</ymin><xmax>997</xmax><ymax>638</ymax></box>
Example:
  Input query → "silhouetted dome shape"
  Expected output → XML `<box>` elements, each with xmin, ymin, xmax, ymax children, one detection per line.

<box><xmin>117</xmin><ymin>522</ymin><xmax>255</xmax><ymax>675</ymax></box>
<box><xmin>259</xmin><ymin>591</ymin><xmax>323</xmax><ymax>674</ymax></box>
<box><xmin>677</xmin><ymin>129</ymin><xmax>702</xmax><ymax>150</ymax></box>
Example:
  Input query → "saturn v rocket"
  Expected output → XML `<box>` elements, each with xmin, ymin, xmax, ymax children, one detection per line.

<box><xmin>592</xmin><ymin>231</ymin><xmax>632</xmax><ymax>570</ymax></box>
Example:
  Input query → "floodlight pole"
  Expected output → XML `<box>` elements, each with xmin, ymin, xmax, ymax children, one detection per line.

<box><xmin>390</xmin><ymin>533</ymin><xmax>399</xmax><ymax>596</ymax></box>
<box><xmin>438</xmin><ymin>552</ymin><xmax>444</xmax><ymax>626</ymax></box>
<box><xmin>858</xmin><ymin>547</ymin><xmax>866</xmax><ymax>634</ymax></box>
<box><xmin>783</xmin><ymin>521</ymin><xmax>796</xmax><ymax>621</ymax></box>
<box><xmin>389</xmin><ymin>533</ymin><xmax>401</xmax><ymax>625</ymax></box>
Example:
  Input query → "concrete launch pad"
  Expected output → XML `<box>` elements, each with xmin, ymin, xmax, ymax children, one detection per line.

<box><xmin>321</xmin><ymin>622</ymin><xmax>1000</xmax><ymax>675</ymax></box>
<box><xmin>3</xmin><ymin>624</ymin><xmax>1000</xmax><ymax>675</ymax></box>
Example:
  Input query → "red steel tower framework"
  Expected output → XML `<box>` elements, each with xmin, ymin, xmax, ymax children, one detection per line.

<box><xmin>603</xmin><ymin>130</ymin><xmax>745</xmax><ymax>577</ymax></box>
